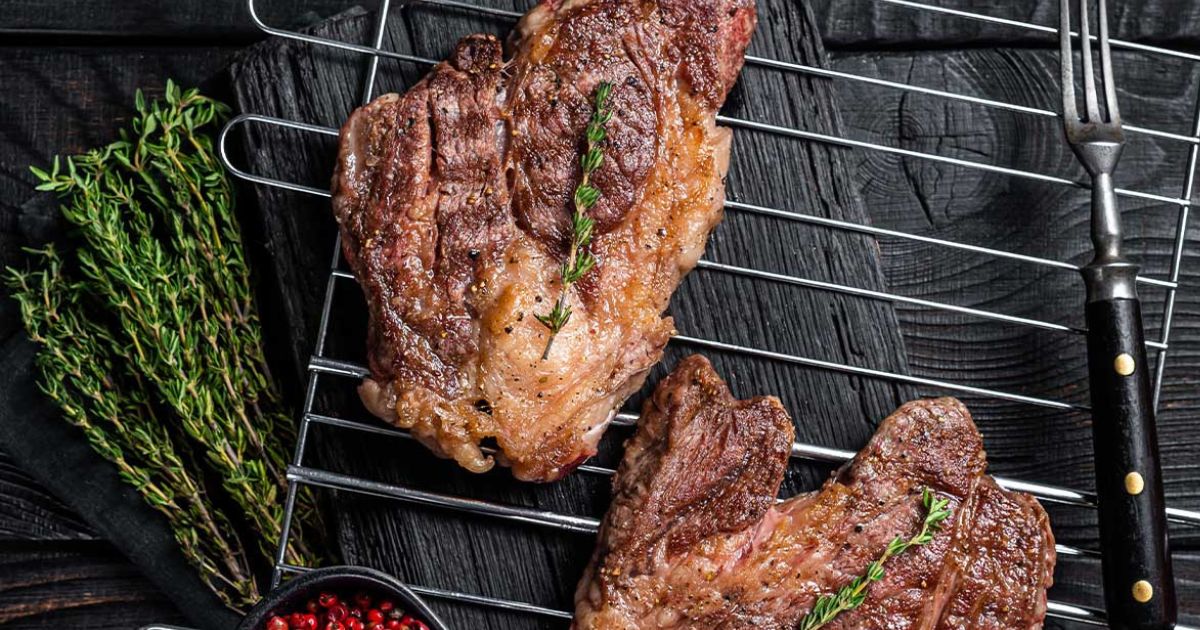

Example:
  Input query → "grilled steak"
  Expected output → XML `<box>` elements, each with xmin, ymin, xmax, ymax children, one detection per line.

<box><xmin>574</xmin><ymin>356</ymin><xmax>1056</xmax><ymax>629</ymax></box>
<box><xmin>331</xmin><ymin>0</ymin><xmax>756</xmax><ymax>482</ymax></box>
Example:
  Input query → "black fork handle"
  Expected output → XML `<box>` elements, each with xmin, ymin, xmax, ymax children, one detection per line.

<box><xmin>1086</xmin><ymin>296</ymin><xmax>1176</xmax><ymax>630</ymax></box>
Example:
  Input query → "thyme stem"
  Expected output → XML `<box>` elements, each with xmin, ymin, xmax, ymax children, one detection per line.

<box><xmin>537</xmin><ymin>81</ymin><xmax>614</xmax><ymax>359</ymax></box>
<box><xmin>797</xmin><ymin>487</ymin><xmax>954</xmax><ymax>630</ymax></box>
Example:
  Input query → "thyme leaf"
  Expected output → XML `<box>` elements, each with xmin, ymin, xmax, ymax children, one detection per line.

<box><xmin>538</xmin><ymin>81</ymin><xmax>615</xmax><ymax>359</ymax></box>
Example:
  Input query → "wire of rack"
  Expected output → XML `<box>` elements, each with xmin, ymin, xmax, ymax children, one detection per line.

<box><xmin>212</xmin><ymin>0</ymin><xmax>1200</xmax><ymax>627</ymax></box>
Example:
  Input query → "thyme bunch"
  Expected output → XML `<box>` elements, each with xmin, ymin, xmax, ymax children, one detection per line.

<box><xmin>10</xmin><ymin>255</ymin><xmax>259</xmax><ymax>609</ymax></box>
<box><xmin>537</xmin><ymin>81</ymin><xmax>614</xmax><ymax>359</ymax></box>
<box><xmin>7</xmin><ymin>82</ymin><xmax>324</xmax><ymax>609</ymax></box>
<box><xmin>798</xmin><ymin>488</ymin><xmax>953</xmax><ymax>630</ymax></box>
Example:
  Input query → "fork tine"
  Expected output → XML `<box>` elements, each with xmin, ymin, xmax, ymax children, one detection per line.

<box><xmin>1059</xmin><ymin>0</ymin><xmax>1078</xmax><ymax>124</ymax></box>
<box><xmin>1078</xmin><ymin>0</ymin><xmax>1101</xmax><ymax>123</ymax></box>
<box><xmin>1097</xmin><ymin>0</ymin><xmax>1120</xmax><ymax>122</ymax></box>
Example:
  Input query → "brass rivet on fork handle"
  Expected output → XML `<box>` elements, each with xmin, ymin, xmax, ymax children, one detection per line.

<box><xmin>1125</xmin><ymin>472</ymin><xmax>1145</xmax><ymax>496</ymax></box>
<box><xmin>1059</xmin><ymin>0</ymin><xmax>1177</xmax><ymax>626</ymax></box>
<box><xmin>1134</xmin><ymin>581</ymin><xmax>1155</xmax><ymax>604</ymax></box>
<box><xmin>1114</xmin><ymin>352</ymin><xmax>1135</xmax><ymax>375</ymax></box>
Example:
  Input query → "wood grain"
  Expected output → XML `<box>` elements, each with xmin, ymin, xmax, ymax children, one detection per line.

<box><xmin>6</xmin><ymin>0</ymin><xmax>1200</xmax><ymax>48</ymax></box>
<box><xmin>827</xmin><ymin>47</ymin><xmax>1200</xmax><ymax>547</ymax></box>
<box><xmin>0</xmin><ymin>451</ymin><xmax>93</xmax><ymax>541</ymax></box>
<box><xmin>0</xmin><ymin>0</ymin><xmax>1197</xmax><ymax>629</ymax></box>
<box><xmin>0</xmin><ymin>0</ymin><xmax>375</xmax><ymax>42</ymax></box>
<box><xmin>0</xmin><ymin>541</ymin><xmax>186</xmax><ymax>629</ymax></box>
<box><xmin>808</xmin><ymin>0</ymin><xmax>1200</xmax><ymax>49</ymax></box>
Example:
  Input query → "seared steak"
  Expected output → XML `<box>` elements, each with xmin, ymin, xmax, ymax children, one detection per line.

<box><xmin>331</xmin><ymin>0</ymin><xmax>756</xmax><ymax>481</ymax></box>
<box><xmin>574</xmin><ymin>356</ymin><xmax>1056</xmax><ymax>629</ymax></box>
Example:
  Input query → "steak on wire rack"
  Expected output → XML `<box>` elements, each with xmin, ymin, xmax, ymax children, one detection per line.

<box><xmin>574</xmin><ymin>356</ymin><xmax>1056</xmax><ymax>629</ymax></box>
<box><xmin>330</xmin><ymin>0</ymin><xmax>756</xmax><ymax>481</ymax></box>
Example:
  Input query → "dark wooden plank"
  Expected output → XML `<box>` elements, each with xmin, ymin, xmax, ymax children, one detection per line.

<box><xmin>0</xmin><ymin>450</ymin><xmax>93</xmax><ymax>541</ymax></box>
<box><xmin>0</xmin><ymin>0</ymin><xmax>378</xmax><ymax>42</ymax></box>
<box><xmin>0</xmin><ymin>540</ymin><xmax>186</xmax><ymax>629</ymax></box>
<box><xmin>5</xmin><ymin>0</ymin><xmax>1200</xmax><ymax>49</ymax></box>
<box><xmin>227</xmin><ymin>3</ymin><xmax>1200</xmax><ymax>626</ymax></box>
<box><xmin>826</xmin><ymin>46</ymin><xmax>1200</xmax><ymax>543</ymax></box>
<box><xmin>0</xmin><ymin>3</ymin><xmax>1196</xmax><ymax>630</ymax></box>
<box><xmin>227</xmin><ymin>2</ymin><xmax>914</xmax><ymax>628</ymax></box>
<box><xmin>808</xmin><ymin>0</ymin><xmax>1200</xmax><ymax>49</ymax></box>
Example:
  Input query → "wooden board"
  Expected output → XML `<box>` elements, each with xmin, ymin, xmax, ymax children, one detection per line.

<box><xmin>0</xmin><ymin>540</ymin><xmax>186</xmax><ymax>629</ymax></box>
<box><xmin>0</xmin><ymin>0</ymin><xmax>379</xmax><ymax>42</ymax></box>
<box><xmin>1</xmin><ymin>0</ymin><xmax>1198</xmax><ymax>628</ymax></box>
<box><xmin>822</xmin><ymin>44</ymin><xmax>1200</xmax><ymax>626</ymax></box>
<box><xmin>808</xmin><ymin>0</ymin><xmax>1200</xmax><ymax>49</ymax></box>
<box><xmin>226</xmin><ymin>2</ymin><xmax>917</xmax><ymax>629</ymax></box>
<box><xmin>226</xmin><ymin>4</ymin><xmax>1200</xmax><ymax>628</ymax></box>
<box><xmin>0</xmin><ymin>452</ymin><xmax>93</xmax><ymax>540</ymax></box>
<box><xmin>7</xmin><ymin>0</ymin><xmax>1200</xmax><ymax>47</ymax></box>
<box><xmin>826</xmin><ymin>46</ymin><xmax>1200</xmax><ymax>545</ymax></box>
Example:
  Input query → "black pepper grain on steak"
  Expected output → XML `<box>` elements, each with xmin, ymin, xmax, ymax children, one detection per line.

<box><xmin>574</xmin><ymin>356</ymin><xmax>1057</xmax><ymax>629</ymax></box>
<box><xmin>331</xmin><ymin>0</ymin><xmax>756</xmax><ymax>482</ymax></box>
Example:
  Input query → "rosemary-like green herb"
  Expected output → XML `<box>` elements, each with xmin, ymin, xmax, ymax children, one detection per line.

<box><xmin>797</xmin><ymin>488</ymin><xmax>953</xmax><ymax>630</ymax></box>
<box><xmin>536</xmin><ymin>81</ymin><xmax>614</xmax><ymax>359</ymax></box>
<box><xmin>7</xmin><ymin>82</ymin><xmax>324</xmax><ymax>610</ymax></box>
<box><xmin>10</xmin><ymin>254</ymin><xmax>259</xmax><ymax>610</ymax></box>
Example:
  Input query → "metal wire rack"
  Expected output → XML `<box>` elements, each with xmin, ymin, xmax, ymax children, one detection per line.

<box><xmin>213</xmin><ymin>0</ymin><xmax>1200</xmax><ymax>627</ymax></box>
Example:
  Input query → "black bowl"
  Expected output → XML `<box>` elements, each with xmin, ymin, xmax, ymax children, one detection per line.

<box><xmin>236</xmin><ymin>566</ymin><xmax>449</xmax><ymax>630</ymax></box>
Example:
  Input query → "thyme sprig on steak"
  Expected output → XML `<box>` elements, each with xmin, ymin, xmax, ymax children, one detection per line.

<box><xmin>536</xmin><ymin>81</ymin><xmax>614</xmax><ymax>359</ymax></box>
<box><xmin>798</xmin><ymin>488</ymin><xmax>953</xmax><ymax>630</ymax></box>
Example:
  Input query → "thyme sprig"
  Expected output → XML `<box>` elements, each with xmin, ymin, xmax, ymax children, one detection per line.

<box><xmin>798</xmin><ymin>488</ymin><xmax>954</xmax><ymax>630</ymax></box>
<box><xmin>7</xmin><ymin>82</ymin><xmax>324</xmax><ymax>610</ymax></box>
<box><xmin>536</xmin><ymin>81</ymin><xmax>614</xmax><ymax>359</ymax></box>
<box><xmin>10</xmin><ymin>255</ymin><xmax>259</xmax><ymax>609</ymax></box>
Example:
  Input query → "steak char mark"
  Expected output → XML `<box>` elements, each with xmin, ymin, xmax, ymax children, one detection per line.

<box><xmin>332</xmin><ymin>0</ymin><xmax>756</xmax><ymax>482</ymax></box>
<box><xmin>574</xmin><ymin>356</ymin><xmax>1057</xmax><ymax>629</ymax></box>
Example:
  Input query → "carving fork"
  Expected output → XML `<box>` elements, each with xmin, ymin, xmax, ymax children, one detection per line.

<box><xmin>1059</xmin><ymin>0</ymin><xmax>1176</xmax><ymax>627</ymax></box>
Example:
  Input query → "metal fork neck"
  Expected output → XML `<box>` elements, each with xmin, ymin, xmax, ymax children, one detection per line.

<box><xmin>1068</xmin><ymin>138</ymin><xmax>1123</xmax><ymax>177</ymax></box>
<box><xmin>1075</xmin><ymin>142</ymin><xmax>1138</xmax><ymax>302</ymax></box>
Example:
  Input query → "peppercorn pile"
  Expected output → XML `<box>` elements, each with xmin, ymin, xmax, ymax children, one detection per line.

<box><xmin>266</xmin><ymin>592</ymin><xmax>431</xmax><ymax>630</ymax></box>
